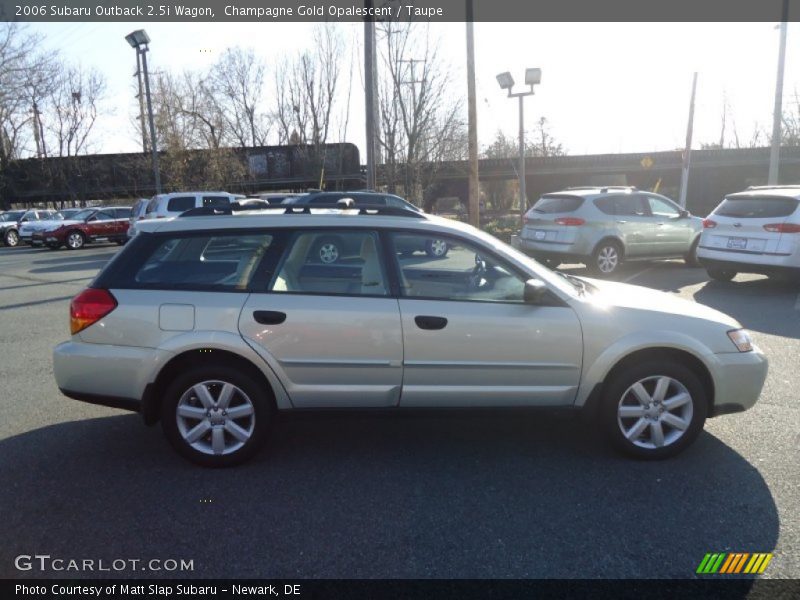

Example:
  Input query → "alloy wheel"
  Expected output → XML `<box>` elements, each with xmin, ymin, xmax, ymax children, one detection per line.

<box><xmin>596</xmin><ymin>245</ymin><xmax>619</xmax><ymax>274</ymax></box>
<box><xmin>428</xmin><ymin>239</ymin><xmax>448</xmax><ymax>257</ymax></box>
<box><xmin>5</xmin><ymin>230</ymin><xmax>19</xmax><ymax>247</ymax></box>
<box><xmin>175</xmin><ymin>380</ymin><xmax>256</xmax><ymax>456</ymax></box>
<box><xmin>67</xmin><ymin>232</ymin><xmax>84</xmax><ymax>249</ymax></box>
<box><xmin>319</xmin><ymin>243</ymin><xmax>339</xmax><ymax>263</ymax></box>
<box><xmin>616</xmin><ymin>375</ymin><xmax>694</xmax><ymax>450</ymax></box>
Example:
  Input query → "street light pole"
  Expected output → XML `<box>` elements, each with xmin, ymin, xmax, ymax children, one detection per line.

<box><xmin>518</xmin><ymin>95</ymin><xmax>526</xmax><ymax>219</ymax></box>
<box><xmin>768</xmin><ymin>0</ymin><xmax>789</xmax><ymax>185</ymax></box>
<box><xmin>126</xmin><ymin>29</ymin><xmax>161</xmax><ymax>195</ymax></box>
<box><xmin>497</xmin><ymin>69</ymin><xmax>541</xmax><ymax>220</ymax></box>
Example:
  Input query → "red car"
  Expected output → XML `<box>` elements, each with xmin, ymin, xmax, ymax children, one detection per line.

<box><xmin>32</xmin><ymin>207</ymin><xmax>132</xmax><ymax>250</ymax></box>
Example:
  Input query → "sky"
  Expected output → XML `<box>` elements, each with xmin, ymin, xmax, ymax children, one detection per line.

<box><xmin>26</xmin><ymin>21</ymin><xmax>800</xmax><ymax>159</ymax></box>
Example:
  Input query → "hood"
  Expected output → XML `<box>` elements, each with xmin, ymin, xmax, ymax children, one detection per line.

<box><xmin>581</xmin><ymin>277</ymin><xmax>740</xmax><ymax>328</ymax></box>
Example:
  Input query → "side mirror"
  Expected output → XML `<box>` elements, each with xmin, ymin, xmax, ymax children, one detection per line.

<box><xmin>523</xmin><ymin>278</ymin><xmax>549</xmax><ymax>305</ymax></box>
<box><xmin>679</xmin><ymin>209</ymin><xmax>691</xmax><ymax>218</ymax></box>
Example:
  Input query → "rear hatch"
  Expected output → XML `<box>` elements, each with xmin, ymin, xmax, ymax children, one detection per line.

<box><xmin>702</xmin><ymin>194</ymin><xmax>800</xmax><ymax>254</ymax></box>
<box><xmin>522</xmin><ymin>194</ymin><xmax>586</xmax><ymax>244</ymax></box>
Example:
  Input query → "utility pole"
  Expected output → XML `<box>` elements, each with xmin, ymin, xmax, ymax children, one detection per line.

<box><xmin>466</xmin><ymin>0</ymin><xmax>480</xmax><ymax>227</ymax></box>
<box><xmin>679</xmin><ymin>72</ymin><xmax>698</xmax><ymax>209</ymax></box>
<box><xmin>140</xmin><ymin>46</ymin><xmax>161</xmax><ymax>194</ymax></box>
<box><xmin>364</xmin><ymin>1</ymin><xmax>377</xmax><ymax>190</ymax></box>
<box><xmin>31</xmin><ymin>101</ymin><xmax>43</xmax><ymax>158</ymax></box>
<box><xmin>768</xmin><ymin>0</ymin><xmax>789</xmax><ymax>185</ymax></box>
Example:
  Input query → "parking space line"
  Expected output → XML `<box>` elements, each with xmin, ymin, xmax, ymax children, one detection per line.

<box><xmin>622</xmin><ymin>267</ymin><xmax>654</xmax><ymax>284</ymax></box>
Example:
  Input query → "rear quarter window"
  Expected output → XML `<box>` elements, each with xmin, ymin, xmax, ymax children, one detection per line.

<box><xmin>715</xmin><ymin>196</ymin><xmax>800</xmax><ymax>219</ymax></box>
<box><xmin>531</xmin><ymin>195</ymin><xmax>584</xmax><ymax>214</ymax></box>
<box><xmin>112</xmin><ymin>232</ymin><xmax>279</xmax><ymax>292</ymax></box>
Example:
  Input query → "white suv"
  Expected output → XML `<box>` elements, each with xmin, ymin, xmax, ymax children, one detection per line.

<box><xmin>53</xmin><ymin>204</ymin><xmax>767</xmax><ymax>466</ymax></box>
<box><xmin>697</xmin><ymin>186</ymin><xmax>800</xmax><ymax>282</ymax></box>
<box><xmin>142</xmin><ymin>191</ymin><xmax>246</xmax><ymax>221</ymax></box>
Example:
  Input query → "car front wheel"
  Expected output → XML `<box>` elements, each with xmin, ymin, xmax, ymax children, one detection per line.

<box><xmin>161</xmin><ymin>365</ymin><xmax>271</xmax><ymax>467</ymax></box>
<box><xmin>66</xmin><ymin>231</ymin><xmax>85</xmax><ymax>250</ymax></box>
<box><xmin>425</xmin><ymin>239</ymin><xmax>449</xmax><ymax>258</ymax></box>
<box><xmin>601</xmin><ymin>360</ymin><xmax>707</xmax><ymax>459</ymax></box>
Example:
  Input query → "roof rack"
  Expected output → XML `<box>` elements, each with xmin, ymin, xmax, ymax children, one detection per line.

<box><xmin>564</xmin><ymin>185</ymin><xmax>637</xmax><ymax>192</ymax></box>
<box><xmin>745</xmin><ymin>184</ymin><xmax>800</xmax><ymax>190</ymax></box>
<box><xmin>178</xmin><ymin>202</ymin><xmax>425</xmax><ymax>219</ymax></box>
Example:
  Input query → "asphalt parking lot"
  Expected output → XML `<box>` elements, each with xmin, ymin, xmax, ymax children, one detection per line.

<box><xmin>0</xmin><ymin>243</ymin><xmax>798</xmax><ymax>579</ymax></box>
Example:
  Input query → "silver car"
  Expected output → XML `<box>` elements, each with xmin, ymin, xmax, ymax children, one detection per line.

<box><xmin>514</xmin><ymin>187</ymin><xmax>703</xmax><ymax>276</ymax></box>
<box><xmin>53</xmin><ymin>205</ymin><xmax>767</xmax><ymax>467</ymax></box>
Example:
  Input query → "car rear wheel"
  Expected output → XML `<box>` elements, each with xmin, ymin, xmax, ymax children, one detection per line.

<box><xmin>425</xmin><ymin>238</ymin><xmax>449</xmax><ymax>258</ymax></box>
<box><xmin>161</xmin><ymin>366</ymin><xmax>271</xmax><ymax>467</ymax></box>
<box><xmin>706</xmin><ymin>268</ymin><xmax>736</xmax><ymax>282</ymax></box>
<box><xmin>4</xmin><ymin>229</ymin><xmax>19</xmax><ymax>247</ymax></box>
<box><xmin>601</xmin><ymin>360</ymin><xmax>707</xmax><ymax>459</ymax></box>
<box><xmin>66</xmin><ymin>231</ymin><xmax>85</xmax><ymax>250</ymax></box>
<box><xmin>684</xmin><ymin>238</ymin><xmax>700</xmax><ymax>267</ymax></box>
<box><xmin>590</xmin><ymin>241</ymin><xmax>623</xmax><ymax>277</ymax></box>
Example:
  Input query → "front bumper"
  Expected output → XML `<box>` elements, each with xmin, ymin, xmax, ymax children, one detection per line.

<box><xmin>708</xmin><ymin>348</ymin><xmax>768</xmax><ymax>417</ymax></box>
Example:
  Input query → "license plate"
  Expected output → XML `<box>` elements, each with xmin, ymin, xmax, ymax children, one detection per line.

<box><xmin>726</xmin><ymin>237</ymin><xmax>747</xmax><ymax>249</ymax></box>
<box><xmin>534</xmin><ymin>230</ymin><xmax>546</xmax><ymax>240</ymax></box>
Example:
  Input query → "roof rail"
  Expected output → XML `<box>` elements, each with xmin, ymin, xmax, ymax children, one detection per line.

<box><xmin>564</xmin><ymin>185</ymin><xmax>637</xmax><ymax>191</ymax></box>
<box><xmin>178</xmin><ymin>202</ymin><xmax>425</xmax><ymax>219</ymax></box>
<box><xmin>745</xmin><ymin>184</ymin><xmax>800</xmax><ymax>190</ymax></box>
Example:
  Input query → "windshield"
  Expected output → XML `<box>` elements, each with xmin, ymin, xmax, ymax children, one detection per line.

<box><xmin>467</xmin><ymin>227</ymin><xmax>580</xmax><ymax>298</ymax></box>
<box><xmin>0</xmin><ymin>211</ymin><xmax>25</xmax><ymax>222</ymax></box>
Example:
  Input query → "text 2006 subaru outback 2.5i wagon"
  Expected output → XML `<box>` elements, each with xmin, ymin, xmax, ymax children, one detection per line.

<box><xmin>53</xmin><ymin>205</ymin><xmax>768</xmax><ymax>467</ymax></box>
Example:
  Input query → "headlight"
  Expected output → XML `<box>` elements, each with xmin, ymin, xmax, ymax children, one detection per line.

<box><xmin>727</xmin><ymin>329</ymin><xmax>753</xmax><ymax>352</ymax></box>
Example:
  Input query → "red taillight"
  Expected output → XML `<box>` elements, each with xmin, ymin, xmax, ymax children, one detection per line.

<box><xmin>554</xmin><ymin>217</ymin><xmax>585</xmax><ymax>226</ymax></box>
<box><xmin>70</xmin><ymin>288</ymin><xmax>117</xmax><ymax>335</ymax></box>
<box><xmin>703</xmin><ymin>219</ymin><xmax>717</xmax><ymax>228</ymax></box>
<box><xmin>763</xmin><ymin>222</ymin><xmax>800</xmax><ymax>233</ymax></box>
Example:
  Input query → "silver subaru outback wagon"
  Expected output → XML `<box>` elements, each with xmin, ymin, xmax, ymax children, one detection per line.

<box><xmin>54</xmin><ymin>205</ymin><xmax>766</xmax><ymax>467</ymax></box>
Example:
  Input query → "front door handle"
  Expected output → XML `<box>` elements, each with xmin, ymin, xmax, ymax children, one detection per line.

<box><xmin>253</xmin><ymin>310</ymin><xmax>286</xmax><ymax>325</ymax></box>
<box><xmin>415</xmin><ymin>315</ymin><xmax>448</xmax><ymax>330</ymax></box>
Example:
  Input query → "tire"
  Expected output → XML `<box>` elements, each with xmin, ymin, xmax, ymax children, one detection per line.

<box><xmin>65</xmin><ymin>230</ymin><xmax>85</xmax><ymax>250</ymax></box>
<box><xmin>425</xmin><ymin>238</ymin><xmax>449</xmax><ymax>258</ymax></box>
<box><xmin>601</xmin><ymin>359</ymin><xmax>707</xmax><ymax>460</ymax></box>
<box><xmin>589</xmin><ymin>240</ymin><xmax>623</xmax><ymax>277</ymax></box>
<box><xmin>312</xmin><ymin>236</ymin><xmax>343</xmax><ymax>264</ymax></box>
<box><xmin>706</xmin><ymin>268</ymin><xmax>736</xmax><ymax>282</ymax></box>
<box><xmin>4</xmin><ymin>229</ymin><xmax>19</xmax><ymax>247</ymax></box>
<box><xmin>161</xmin><ymin>365</ymin><xmax>271</xmax><ymax>467</ymax></box>
<box><xmin>684</xmin><ymin>238</ymin><xmax>700</xmax><ymax>267</ymax></box>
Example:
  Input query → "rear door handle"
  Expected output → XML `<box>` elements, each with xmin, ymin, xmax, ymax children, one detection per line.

<box><xmin>415</xmin><ymin>315</ymin><xmax>448</xmax><ymax>330</ymax></box>
<box><xmin>253</xmin><ymin>310</ymin><xmax>287</xmax><ymax>325</ymax></box>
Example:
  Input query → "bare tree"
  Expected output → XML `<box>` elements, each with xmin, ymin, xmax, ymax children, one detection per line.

<box><xmin>376</xmin><ymin>21</ymin><xmax>466</xmax><ymax>206</ymax></box>
<box><xmin>208</xmin><ymin>47</ymin><xmax>269</xmax><ymax>147</ymax></box>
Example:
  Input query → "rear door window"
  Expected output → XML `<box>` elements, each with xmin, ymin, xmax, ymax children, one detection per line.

<box><xmin>715</xmin><ymin>196</ymin><xmax>799</xmax><ymax>218</ymax></box>
<box><xmin>531</xmin><ymin>195</ymin><xmax>584</xmax><ymax>214</ymax></box>
<box><xmin>612</xmin><ymin>195</ymin><xmax>648</xmax><ymax>217</ymax></box>
<box><xmin>167</xmin><ymin>196</ymin><xmax>197</xmax><ymax>212</ymax></box>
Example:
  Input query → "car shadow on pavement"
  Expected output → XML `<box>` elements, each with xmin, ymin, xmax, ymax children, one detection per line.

<box><xmin>0</xmin><ymin>411</ymin><xmax>777</xmax><ymax>585</ymax></box>
<box><xmin>694</xmin><ymin>277</ymin><xmax>800</xmax><ymax>339</ymax></box>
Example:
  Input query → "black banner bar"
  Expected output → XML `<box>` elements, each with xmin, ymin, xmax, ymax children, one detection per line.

<box><xmin>0</xmin><ymin>0</ymin><xmax>795</xmax><ymax>23</ymax></box>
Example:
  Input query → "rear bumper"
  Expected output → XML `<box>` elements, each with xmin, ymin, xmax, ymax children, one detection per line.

<box><xmin>512</xmin><ymin>235</ymin><xmax>589</xmax><ymax>260</ymax></box>
<box><xmin>708</xmin><ymin>348</ymin><xmax>768</xmax><ymax>417</ymax></box>
<box><xmin>53</xmin><ymin>340</ymin><xmax>172</xmax><ymax>410</ymax></box>
<box><xmin>698</xmin><ymin>255</ymin><xmax>800</xmax><ymax>277</ymax></box>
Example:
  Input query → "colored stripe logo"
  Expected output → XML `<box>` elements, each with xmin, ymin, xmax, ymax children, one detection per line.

<box><xmin>696</xmin><ymin>552</ymin><xmax>773</xmax><ymax>574</ymax></box>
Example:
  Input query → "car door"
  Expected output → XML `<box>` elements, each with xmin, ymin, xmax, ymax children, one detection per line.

<box><xmin>388</xmin><ymin>231</ymin><xmax>583</xmax><ymax>407</ymax></box>
<box><xmin>644</xmin><ymin>194</ymin><xmax>692</xmax><ymax>256</ymax></box>
<box><xmin>609</xmin><ymin>194</ymin><xmax>655</xmax><ymax>257</ymax></box>
<box><xmin>238</xmin><ymin>228</ymin><xmax>404</xmax><ymax>408</ymax></box>
<box><xmin>86</xmin><ymin>210</ymin><xmax>116</xmax><ymax>239</ymax></box>
<box><xmin>112</xmin><ymin>208</ymin><xmax>131</xmax><ymax>237</ymax></box>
